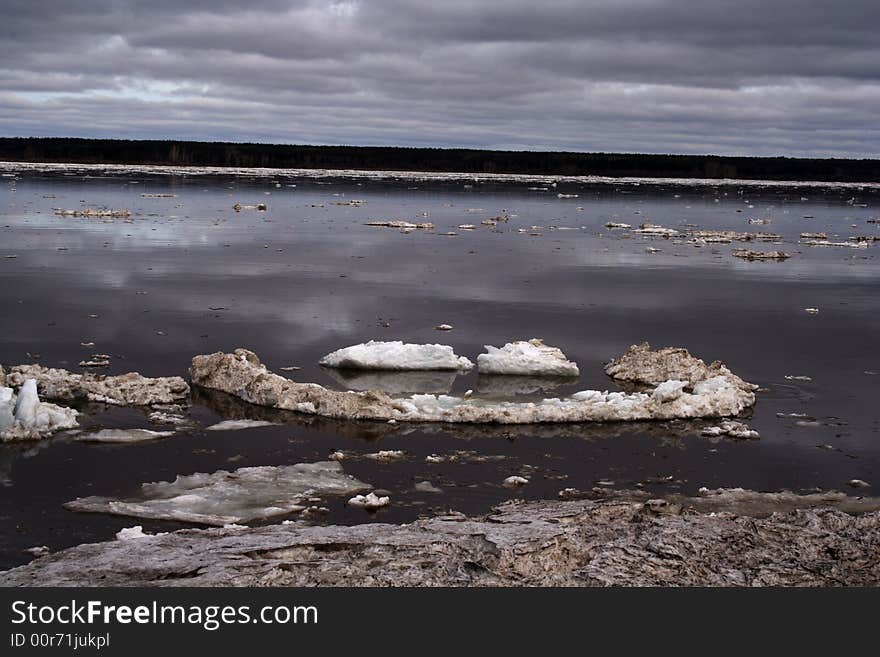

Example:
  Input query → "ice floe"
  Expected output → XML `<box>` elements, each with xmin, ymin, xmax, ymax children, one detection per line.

<box><xmin>191</xmin><ymin>344</ymin><xmax>757</xmax><ymax>425</ymax></box>
<box><xmin>4</xmin><ymin>364</ymin><xmax>189</xmax><ymax>406</ymax></box>
<box><xmin>75</xmin><ymin>428</ymin><xmax>175</xmax><ymax>443</ymax></box>
<box><xmin>204</xmin><ymin>419</ymin><xmax>277</xmax><ymax>431</ymax></box>
<box><xmin>700</xmin><ymin>421</ymin><xmax>760</xmax><ymax>439</ymax></box>
<box><xmin>319</xmin><ymin>340</ymin><xmax>474</xmax><ymax>371</ymax></box>
<box><xmin>65</xmin><ymin>461</ymin><xmax>370</xmax><ymax>526</ymax></box>
<box><xmin>1</xmin><ymin>380</ymin><xmax>79</xmax><ymax>442</ymax></box>
<box><xmin>732</xmin><ymin>249</ymin><xmax>791</xmax><ymax>260</ymax></box>
<box><xmin>476</xmin><ymin>339</ymin><xmax>579</xmax><ymax>376</ymax></box>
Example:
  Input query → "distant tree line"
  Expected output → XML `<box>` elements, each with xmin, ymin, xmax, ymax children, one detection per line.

<box><xmin>1</xmin><ymin>137</ymin><xmax>878</xmax><ymax>182</ymax></box>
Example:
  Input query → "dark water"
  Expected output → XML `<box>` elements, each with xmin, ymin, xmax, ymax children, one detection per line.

<box><xmin>1</xmin><ymin>164</ymin><xmax>878</xmax><ymax>570</ymax></box>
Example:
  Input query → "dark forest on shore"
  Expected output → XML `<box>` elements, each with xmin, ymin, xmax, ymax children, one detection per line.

<box><xmin>1</xmin><ymin>137</ymin><xmax>878</xmax><ymax>182</ymax></box>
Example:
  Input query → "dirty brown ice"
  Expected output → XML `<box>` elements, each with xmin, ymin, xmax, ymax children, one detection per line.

<box><xmin>3</xmin><ymin>489</ymin><xmax>878</xmax><ymax>586</ymax></box>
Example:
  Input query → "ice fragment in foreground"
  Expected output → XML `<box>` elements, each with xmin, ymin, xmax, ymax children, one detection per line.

<box><xmin>66</xmin><ymin>461</ymin><xmax>369</xmax><ymax>526</ymax></box>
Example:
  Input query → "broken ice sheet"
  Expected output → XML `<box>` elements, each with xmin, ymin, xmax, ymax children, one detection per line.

<box><xmin>64</xmin><ymin>461</ymin><xmax>370</xmax><ymax>526</ymax></box>
<box><xmin>204</xmin><ymin>419</ymin><xmax>278</xmax><ymax>431</ymax></box>
<box><xmin>75</xmin><ymin>428</ymin><xmax>176</xmax><ymax>443</ymax></box>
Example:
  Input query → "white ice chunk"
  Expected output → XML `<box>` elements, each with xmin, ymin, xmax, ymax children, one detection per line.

<box><xmin>347</xmin><ymin>492</ymin><xmax>390</xmax><ymax>509</ymax></box>
<box><xmin>1</xmin><ymin>379</ymin><xmax>79</xmax><ymax>441</ymax></box>
<box><xmin>319</xmin><ymin>340</ymin><xmax>473</xmax><ymax>371</ymax></box>
<box><xmin>204</xmin><ymin>419</ymin><xmax>277</xmax><ymax>431</ymax></box>
<box><xmin>476</xmin><ymin>339</ymin><xmax>579</xmax><ymax>376</ymax></box>
<box><xmin>115</xmin><ymin>526</ymin><xmax>167</xmax><ymax>541</ymax></box>
<box><xmin>65</xmin><ymin>461</ymin><xmax>369</xmax><ymax>526</ymax></box>
<box><xmin>13</xmin><ymin>379</ymin><xmax>39</xmax><ymax>427</ymax></box>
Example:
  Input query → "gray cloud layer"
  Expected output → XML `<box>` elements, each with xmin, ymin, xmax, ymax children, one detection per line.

<box><xmin>1</xmin><ymin>0</ymin><xmax>878</xmax><ymax>157</ymax></box>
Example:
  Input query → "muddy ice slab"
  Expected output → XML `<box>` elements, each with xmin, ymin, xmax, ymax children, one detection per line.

<box><xmin>65</xmin><ymin>461</ymin><xmax>369</xmax><ymax>526</ymax></box>
<box><xmin>476</xmin><ymin>339</ymin><xmax>579</xmax><ymax>376</ymax></box>
<box><xmin>5</xmin><ymin>365</ymin><xmax>189</xmax><ymax>406</ymax></box>
<box><xmin>6</xmin><ymin>492</ymin><xmax>880</xmax><ymax>586</ymax></box>
<box><xmin>605</xmin><ymin>342</ymin><xmax>757</xmax><ymax>391</ymax></box>
<box><xmin>319</xmin><ymin>340</ymin><xmax>474</xmax><ymax>371</ymax></box>
<box><xmin>1</xmin><ymin>380</ymin><xmax>79</xmax><ymax>442</ymax></box>
<box><xmin>191</xmin><ymin>344</ymin><xmax>757</xmax><ymax>424</ymax></box>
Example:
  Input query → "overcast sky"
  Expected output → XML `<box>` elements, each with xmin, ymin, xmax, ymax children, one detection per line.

<box><xmin>1</xmin><ymin>0</ymin><xmax>878</xmax><ymax>157</ymax></box>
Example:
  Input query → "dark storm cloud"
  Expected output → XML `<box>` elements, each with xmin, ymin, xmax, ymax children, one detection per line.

<box><xmin>1</xmin><ymin>0</ymin><xmax>878</xmax><ymax>157</ymax></box>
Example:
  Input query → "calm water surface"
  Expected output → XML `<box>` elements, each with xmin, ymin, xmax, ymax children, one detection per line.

<box><xmin>1</xmin><ymin>164</ymin><xmax>878</xmax><ymax>569</ymax></box>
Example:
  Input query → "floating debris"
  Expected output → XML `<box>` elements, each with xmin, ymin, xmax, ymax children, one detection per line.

<box><xmin>434</xmin><ymin>323</ymin><xmax>454</xmax><ymax>331</ymax></box>
<box><xmin>732</xmin><ymin>249</ymin><xmax>791</xmax><ymax>260</ymax></box>
<box><xmin>634</xmin><ymin>222</ymin><xmax>680</xmax><ymax>236</ymax></box>
<box><xmin>804</xmin><ymin>308</ymin><xmax>819</xmax><ymax>314</ymax></box>
<box><xmin>365</xmin><ymin>450</ymin><xmax>405</xmax><ymax>462</ymax></box>
<box><xmin>701</xmin><ymin>421</ymin><xmax>760</xmax><ymax>439</ymax></box>
<box><xmin>78</xmin><ymin>358</ymin><xmax>110</xmax><ymax>368</ymax></box>
<box><xmin>54</xmin><ymin>208</ymin><xmax>131</xmax><ymax>218</ymax></box>
<box><xmin>365</xmin><ymin>220</ymin><xmax>433</xmax><ymax>229</ymax></box>
<box><xmin>503</xmin><ymin>475</ymin><xmax>530</xmax><ymax>487</ymax></box>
